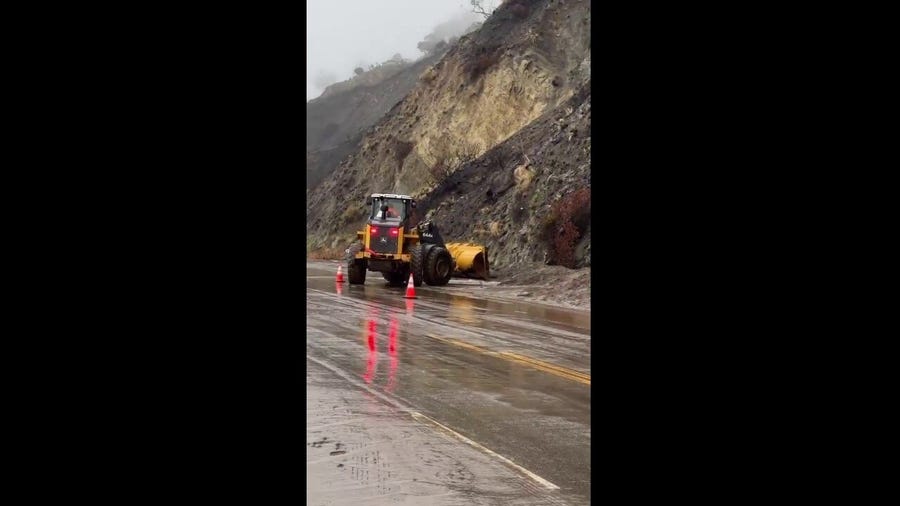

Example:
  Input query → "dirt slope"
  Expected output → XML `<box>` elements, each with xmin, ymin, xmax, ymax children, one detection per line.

<box><xmin>308</xmin><ymin>0</ymin><xmax>591</xmax><ymax>277</ymax></box>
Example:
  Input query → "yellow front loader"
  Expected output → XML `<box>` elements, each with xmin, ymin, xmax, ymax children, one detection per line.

<box><xmin>345</xmin><ymin>193</ymin><xmax>490</xmax><ymax>286</ymax></box>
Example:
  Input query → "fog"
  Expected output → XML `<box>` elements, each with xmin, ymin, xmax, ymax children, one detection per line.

<box><xmin>307</xmin><ymin>0</ymin><xmax>482</xmax><ymax>101</ymax></box>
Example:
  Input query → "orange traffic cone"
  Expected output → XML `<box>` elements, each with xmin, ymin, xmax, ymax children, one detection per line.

<box><xmin>336</xmin><ymin>264</ymin><xmax>345</xmax><ymax>283</ymax></box>
<box><xmin>403</xmin><ymin>273</ymin><xmax>417</xmax><ymax>299</ymax></box>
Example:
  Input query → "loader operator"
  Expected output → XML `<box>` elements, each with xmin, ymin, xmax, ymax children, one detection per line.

<box><xmin>380</xmin><ymin>203</ymin><xmax>400</xmax><ymax>220</ymax></box>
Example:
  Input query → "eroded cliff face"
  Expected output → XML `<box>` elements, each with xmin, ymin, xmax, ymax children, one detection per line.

<box><xmin>417</xmin><ymin>81</ymin><xmax>590</xmax><ymax>270</ymax></box>
<box><xmin>307</xmin><ymin>0</ymin><xmax>590</xmax><ymax>270</ymax></box>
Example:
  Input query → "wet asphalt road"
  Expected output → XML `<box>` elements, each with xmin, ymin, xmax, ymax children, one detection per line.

<box><xmin>306</xmin><ymin>260</ymin><xmax>591</xmax><ymax>505</ymax></box>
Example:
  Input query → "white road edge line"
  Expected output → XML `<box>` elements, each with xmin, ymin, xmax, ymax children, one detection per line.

<box><xmin>307</xmin><ymin>354</ymin><xmax>560</xmax><ymax>491</ymax></box>
<box><xmin>410</xmin><ymin>412</ymin><xmax>560</xmax><ymax>490</ymax></box>
<box><xmin>307</xmin><ymin>354</ymin><xmax>407</xmax><ymax>411</ymax></box>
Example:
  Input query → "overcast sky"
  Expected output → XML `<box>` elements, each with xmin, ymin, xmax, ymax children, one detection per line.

<box><xmin>307</xmin><ymin>0</ymin><xmax>480</xmax><ymax>101</ymax></box>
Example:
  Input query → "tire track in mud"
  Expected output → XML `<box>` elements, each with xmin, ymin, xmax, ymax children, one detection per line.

<box><xmin>306</xmin><ymin>368</ymin><xmax>405</xmax><ymax>502</ymax></box>
<box><xmin>307</xmin><ymin>354</ymin><xmax>562</xmax><ymax>493</ymax></box>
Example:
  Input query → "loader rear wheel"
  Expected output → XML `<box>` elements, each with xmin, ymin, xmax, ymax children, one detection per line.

<box><xmin>409</xmin><ymin>244</ymin><xmax>424</xmax><ymax>287</ymax></box>
<box><xmin>424</xmin><ymin>246</ymin><xmax>453</xmax><ymax>286</ymax></box>
<box><xmin>346</xmin><ymin>242</ymin><xmax>367</xmax><ymax>285</ymax></box>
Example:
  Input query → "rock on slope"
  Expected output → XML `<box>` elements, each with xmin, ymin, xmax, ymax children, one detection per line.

<box><xmin>307</xmin><ymin>0</ymin><xmax>591</xmax><ymax>272</ymax></box>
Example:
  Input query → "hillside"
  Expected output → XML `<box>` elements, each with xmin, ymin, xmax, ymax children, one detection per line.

<box><xmin>307</xmin><ymin>0</ymin><xmax>591</xmax><ymax>274</ymax></box>
<box><xmin>306</xmin><ymin>51</ymin><xmax>448</xmax><ymax>189</ymax></box>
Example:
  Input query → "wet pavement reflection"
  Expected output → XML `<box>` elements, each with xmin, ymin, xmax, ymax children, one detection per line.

<box><xmin>361</xmin><ymin>310</ymin><xmax>401</xmax><ymax>394</ymax></box>
<box><xmin>386</xmin><ymin>316</ymin><xmax>398</xmax><ymax>393</ymax></box>
<box><xmin>363</xmin><ymin>309</ymin><xmax>378</xmax><ymax>384</ymax></box>
<box><xmin>448</xmin><ymin>295</ymin><xmax>478</xmax><ymax>325</ymax></box>
<box><xmin>307</xmin><ymin>260</ymin><xmax>590</xmax><ymax>505</ymax></box>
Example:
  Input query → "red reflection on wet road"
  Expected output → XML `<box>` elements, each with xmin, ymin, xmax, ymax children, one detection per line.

<box><xmin>362</xmin><ymin>312</ymin><xmax>400</xmax><ymax>391</ymax></box>
<box><xmin>386</xmin><ymin>316</ymin><xmax>399</xmax><ymax>393</ymax></box>
<box><xmin>363</xmin><ymin>310</ymin><xmax>378</xmax><ymax>384</ymax></box>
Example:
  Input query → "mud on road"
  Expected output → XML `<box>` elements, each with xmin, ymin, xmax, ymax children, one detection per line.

<box><xmin>455</xmin><ymin>263</ymin><xmax>590</xmax><ymax>311</ymax></box>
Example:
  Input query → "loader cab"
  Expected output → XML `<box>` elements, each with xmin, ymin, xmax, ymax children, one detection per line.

<box><xmin>365</xmin><ymin>193</ymin><xmax>416</xmax><ymax>257</ymax></box>
<box><xmin>367</xmin><ymin>194</ymin><xmax>415</xmax><ymax>226</ymax></box>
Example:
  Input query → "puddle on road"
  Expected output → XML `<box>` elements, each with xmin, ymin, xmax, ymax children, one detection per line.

<box><xmin>310</xmin><ymin>261</ymin><xmax>589</xmax><ymax>333</ymax></box>
<box><xmin>448</xmin><ymin>296</ymin><xmax>478</xmax><ymax>325</ymax></box>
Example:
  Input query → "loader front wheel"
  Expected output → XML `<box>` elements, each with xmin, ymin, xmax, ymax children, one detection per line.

<box><xmin>425</xmin><ymin>246</ymin><xmax>453</xmax><ymax>286</ymax></box>
<box><xmin>346</xmin><ymin>242</ymin><xmax>367</xmax><ymax>285</ymax></box>
<box><xmin>409</xmin><ymin>244</ymin><xmax>424</xmax><ymax>287</ymax></box>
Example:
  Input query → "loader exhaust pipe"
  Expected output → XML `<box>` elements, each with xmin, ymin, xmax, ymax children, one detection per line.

<box><xmin>445</xmin><ymin>243</ymin><xmax>490</xmax><ymax>280</ymax></box>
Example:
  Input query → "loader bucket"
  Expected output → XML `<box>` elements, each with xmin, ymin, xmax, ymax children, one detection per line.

<box><xmin>445</xmin><ymin>242</ymin><xmax>490</xmax><ymax>280</ymax></box>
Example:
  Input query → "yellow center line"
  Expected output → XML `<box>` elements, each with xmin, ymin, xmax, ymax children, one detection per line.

<box><xmin>498</xmin><ymin>352</ymin><xmax>592</xmax><ymax>381</ymax></box>
<box><xmin>498</xmin><ymin>352</ymin><xmax>591</xmax><ymax>385</ymax></box>
<box><xmin>425</xmin><ymin>334</ymin><xmax>590</xmax><ymax>385</ymax></box>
